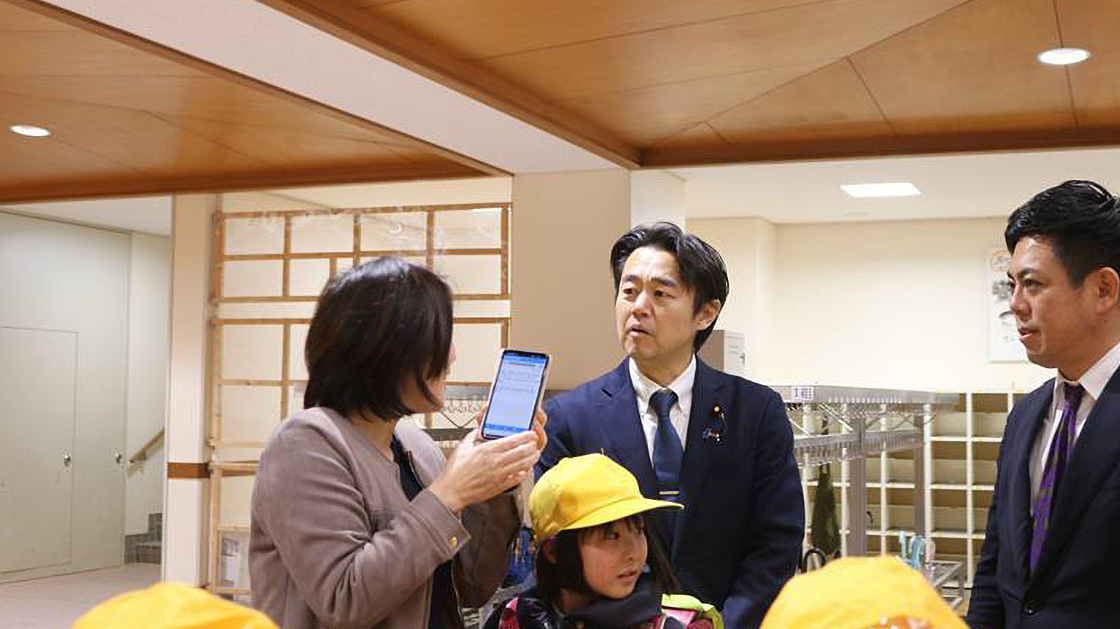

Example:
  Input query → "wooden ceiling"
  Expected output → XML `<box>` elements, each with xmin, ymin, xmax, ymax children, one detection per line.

<box><xmin>0</xmin><ymin>1</ymin><xmax>486</xmax><ymax>203</ymax></box>
<box><xmin>269</xmin><ymin>0</ymin><xmax>1120</xmax><ymax>165</ymax></box>
<box><xmin>4</xmin><ymin>0</ymin><xmax>1120</xmax><ymax>202</ymax></box>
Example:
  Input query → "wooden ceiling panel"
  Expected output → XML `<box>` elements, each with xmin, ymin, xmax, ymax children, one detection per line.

<box><xmin>0</xmin><ymin>1</ymin><xmax>68</xmax><ymax>30</ymax></box>
<box><xmin>557</xmin><ymin>63</ymin><xmax>819</xmax><ymax>147</ymax></box>
<box><xmin>0</xmin><ymin>75</ymin><xmax>401</xmax><ymax>142</ymax></box>
<box><xmin>152</xmin><ymin>113</ymin><xmax>411</xmax><ymax>168</ymax></box>
<box><xmin>0</xmin><ymin>92</ymin><xmax>271</xmax><ymax>176</ymax></box>
<box><xmin>707</xmin><ymin>59</ymin><xmax>894</xmax><ymax>145</ymax></box>
<box><xmin>1059</xmin><ymin>0</ymin><xmax>1120</xmax><ymax>127</ymax></box>
<box><xmin>476</xmin><ymin>0</ymin><xmax>967</xmax><ymax>101</ymax></box>
<box><xmin>851</xmin><ymin>0</ymin><xmax>1075</xmax><ymax>134</ymax></box>
<box><xmin>0</xmin><ymin>31</ymin><xmax>198</xmax><ymax>77</ymax></box>
<box><xmin>651</xmin><ymin>123</ymin><xmax>729</xmax><ymax>150</ymax></box>
<box><xmin>0</xmin><ymin>0</ymin><xmax>486</xmax><ymax>201</ymax></box>
<box><xmin>365</xmin><ymin>0</ymin><xmax>814</xmax><ymax>61</ymax></box>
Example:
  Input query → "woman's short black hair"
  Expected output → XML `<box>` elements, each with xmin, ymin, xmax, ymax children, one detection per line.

<box><xmin>610</xmin><ymin>222</ymin><xmax>729</xmax><ymax>351</ymax></box>
<box><xmin>535</xmin><ymin>514</ymin><xmax>679</xmax><ymax>603</ymax></box>
<box><xmin>1005</xmin><ymin>180</ymin><xmax>1120</xmax><ymax>286</ymax></box>
<box><xmin>302</xmin><ymin>257</ymin><xmax>453</xmax><ymax>420</ymax></box>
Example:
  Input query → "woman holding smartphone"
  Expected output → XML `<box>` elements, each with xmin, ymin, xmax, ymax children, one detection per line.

<box><xmin>250</xmin><ymin>257</ymin><xmax>545</xmax><ymax>629</ymax></box>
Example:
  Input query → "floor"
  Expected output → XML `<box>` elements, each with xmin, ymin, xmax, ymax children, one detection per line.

<box><xmin>0</xmin><ymin>564</ymin><xmax>160</xmax><ymax>629</ymax></box>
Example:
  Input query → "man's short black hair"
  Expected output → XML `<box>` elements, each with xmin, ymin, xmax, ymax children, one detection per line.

<box><xmin>610</xmin><ymin>222</ymin><xmax>729</xmax><ymax>351</ymax></box>
<box><xmin>303</xmin><ymin>257</ymin><xmax>453</xmax><ymax>420</ymax></box>
<box><xmin>1005</xmin><ymin>180</ymin><xmax>1120</xmax><ymax>286</ymax></box>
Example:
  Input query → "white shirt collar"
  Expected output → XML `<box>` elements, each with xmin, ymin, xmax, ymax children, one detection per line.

<box><xmin>1053</xmin><ymin>339</ymin><xmax>1120</xmax><ymax>402</ymax></box>
<box><xmin>629</xmin><ymin>355</ymin><xmax>696</xmax><ymax>418</ymax></box>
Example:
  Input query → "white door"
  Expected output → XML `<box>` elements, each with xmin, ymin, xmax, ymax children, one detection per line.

<box><xmin>0</xmin><ymin>327</ymin><xmax>77</xmax><ymax>572</ymax></box>
<box><xmin>0</xmin><ymin>212</ymin><xmax>129</xmax><ymax>581</ymax></box>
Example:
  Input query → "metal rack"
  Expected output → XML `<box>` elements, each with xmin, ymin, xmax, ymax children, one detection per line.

<box><xmin>776</xmin><ymin>386</ymin><xmax>957</xmax><ymax>556</ymax></box>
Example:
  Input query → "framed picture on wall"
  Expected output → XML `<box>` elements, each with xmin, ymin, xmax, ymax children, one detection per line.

<box><xmin>987</xmin><ymin>249</ymin><xmax>1026</xmax><ymax>362</ymax></box>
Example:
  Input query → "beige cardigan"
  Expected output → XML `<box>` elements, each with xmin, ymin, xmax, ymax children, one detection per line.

<box><xmin>250</xmin><ymin>407</ymin><xmax>521</xmax><ymax>629</ymax></box>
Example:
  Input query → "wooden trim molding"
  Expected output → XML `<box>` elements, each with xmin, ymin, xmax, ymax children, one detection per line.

<box><xmin>0</xmin><ymin>162</ymin><xmax>485</xmax><ymax>205</ymax></box>
<box><xmin>167</xmin><ymin>462</ymin><xmax>209</xmax><ymax>479</ymax></box>
<box><xmin>642</xmin><ymin>128</ymin><xmax>1120</xmax><ymax>168</ymax></box>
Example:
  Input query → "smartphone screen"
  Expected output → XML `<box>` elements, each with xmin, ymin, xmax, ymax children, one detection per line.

<box><xmin>481</xmin><ymin>350</ymin><xmax>550</xmax><ymax>439</ymax></box>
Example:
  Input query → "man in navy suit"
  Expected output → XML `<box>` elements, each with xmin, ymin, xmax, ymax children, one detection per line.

<box><xmin>539</xmin><ymin>223</ymin><xmax>804</xmax><ymax>629</ymax></box>
<box><xmin>968</xmin><ymin>181</ymin><xmax>1120</xmax><ymax>629</ymax></box>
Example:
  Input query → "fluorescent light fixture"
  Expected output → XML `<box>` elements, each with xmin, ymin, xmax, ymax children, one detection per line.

<box><xmin>10</xmin><ymin>124</ymin><xmax>50</xmax><ymax>137</ymax></box>
<box><xmin>470</xmin><ymin>207</ymin><xmax>503</xmax><ymax>213</ymax></box>
<box><xmin>841</xmin><ymin>182</ymin><xmax>921</xmax><ymax>198</ymax></box>
<box><xmin>1038</xmin><ymin>47</ymin><xmax>1090</xmax><ymax>66</ymax></box>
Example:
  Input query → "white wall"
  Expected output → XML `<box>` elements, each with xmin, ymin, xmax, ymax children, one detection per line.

<box><xmin>125</xmin><ymin>234</ymin><xmax>171</xmax><ymax>536</ymax></box>
<box><xmin>690</xmin><ymin>217</ymin><xmax>1051</xmax><ymax>392</ymax></box>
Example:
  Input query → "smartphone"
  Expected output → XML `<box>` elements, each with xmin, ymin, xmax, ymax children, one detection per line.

<box><xmin>480</xmin><ymin>349</ymin><xmax>551</xmax><ymax>440</ymax></box>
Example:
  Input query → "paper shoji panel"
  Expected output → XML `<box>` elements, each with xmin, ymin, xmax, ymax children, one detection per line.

<box><xmin>207</xmin><ymin>203</ymin><xmax>511</xmax><ymax>593</ymax></box>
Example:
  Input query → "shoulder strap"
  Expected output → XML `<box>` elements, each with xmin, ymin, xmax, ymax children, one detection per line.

<box><xmin>498</xmin><ymin>597</ymin><xmax>521</xmax><ymax>629</ymax></box>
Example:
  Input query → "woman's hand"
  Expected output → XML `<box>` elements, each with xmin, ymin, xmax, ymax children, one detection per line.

<box><xmin>429</xmin><ymin>428</ymin><xmax>540</xmax><ymax>514</ymax></box>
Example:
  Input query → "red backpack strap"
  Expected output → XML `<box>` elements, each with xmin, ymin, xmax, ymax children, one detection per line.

<box><xmin>498</xmin><ymin>597</ymin><xmax>521</xmax><ymax>629</ymax></box>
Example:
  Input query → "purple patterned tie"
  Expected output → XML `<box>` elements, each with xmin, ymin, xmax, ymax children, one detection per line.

<box><xmin>1029</xmin><ymin>383</ymin><xmax>1084</xmax><ymax>573</ymax></box>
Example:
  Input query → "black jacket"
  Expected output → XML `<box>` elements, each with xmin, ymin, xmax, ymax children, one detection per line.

<box><xmin>967</xmin><ymin>372</ymin><xmax>1120</xmax><ymax>629</ymax></box>
<box><xmin>540</xmin><ymin>359</ymin><xmax>804</xmax><ymax>629</ymax></box>
<box><xmin>482</xmin><ymin>578</ymin><xmax>684</xmax><ymax>629</ymax></box>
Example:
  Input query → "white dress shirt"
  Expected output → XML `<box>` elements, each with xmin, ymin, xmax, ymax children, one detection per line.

<box><xmin>629</xmin><ymin>356</ymin><xmax>696</xmax><ymax>463</ymax></box>
<box><xmin>1030</xmin><ymin>339</ymin><xmax>1120</xmax><ymax>503</ymax></box>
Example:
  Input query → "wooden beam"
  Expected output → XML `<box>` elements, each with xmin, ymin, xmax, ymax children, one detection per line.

<box><xmin>0</xmin><ymin>161</ymin><xmax>485</xmax><ymax>204</ymax></box>
<box><xmin>254</xmin><ymin>0</ymin><xmax>641</xmax><ymax>169</ymax></box>
<box><xmin>8</xmin><ymin>0</ymin><xmax>506</xmax><ymax>177</ymax></box>
<box><xmin>167</xmin><ymin>462</ymin><xmax>209</xmax><ymax>479</ymax></box>
<box><xmin>643</xmin><ymin>127</ymin><xmax>1120</xmax><ymax>168</ymax></box>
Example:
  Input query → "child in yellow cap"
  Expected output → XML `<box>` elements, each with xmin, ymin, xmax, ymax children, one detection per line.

<box><xmin>483</xmin><ymin>454</ymin><xmax>717</xmax><ymax>629</ymax></box>
<box><xmin>760</xmin><ymin>556</ymin><xmax>968</xmax><ymax>629</ymax></box>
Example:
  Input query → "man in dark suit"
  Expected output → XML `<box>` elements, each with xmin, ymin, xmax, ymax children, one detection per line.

<box><xmin>968</xmin><ymin>180</ymin><xmax>1120</xmax><ymax>629</ymax></box>
<box><xmin>539</xmin><ymin>223</ymin><xmax>804</xmax><ymax>629</ymax></box>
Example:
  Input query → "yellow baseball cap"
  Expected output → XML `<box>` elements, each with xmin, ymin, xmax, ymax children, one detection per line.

<box><xmin>74</xmin><ymin>582</ymin><xmax>278</xmax><ymax>629</ymax></box>
<box><xmin>531</xmin><ymin>453</ymin><xmax>683</xmax><ymax>540</ymax></box>
<box><xmin>760</xmin><ymin>556</ymin><xmax>968</xmax><ymax>629</ymax></box>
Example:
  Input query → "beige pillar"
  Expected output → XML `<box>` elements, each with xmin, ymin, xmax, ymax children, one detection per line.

<box><xmin>163</xmin><ymin>193</ymin><xmax>218</xmax><ymax>584</ymax></box>
<box><xmin>688</xmin><ymin>218</ymin><xmax>777</xmax><ymax>380</ymax></box>
<box><xmin>510</xmin><ymin>170</ymin><xmax>631</xmax><ymax>389</ymax></box>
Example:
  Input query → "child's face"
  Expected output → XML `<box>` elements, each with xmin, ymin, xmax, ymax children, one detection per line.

<box><xmin>578</xmin><ymin>518</ymin><xmax>648</xmax><ymax>599</ymax></box>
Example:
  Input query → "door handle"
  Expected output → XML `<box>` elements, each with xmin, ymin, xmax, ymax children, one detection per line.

<box><xmin>63</xmin><ymin>453</ymin><xmax>72</xmax><ymax>467</ymax></box>
<box><xmin>114</xmin><ymin>452</ymin><xmax>123</xmax><ymax>464</ymax></box>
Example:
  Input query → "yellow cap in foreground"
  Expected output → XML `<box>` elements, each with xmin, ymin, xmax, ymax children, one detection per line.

<box><xmin>761</xmin><ymin>556</ymin><xmax>967</xmax><ymax>629</ymax></box>
<box><xmin>74</xmin><ymin>582</ymin><xmax>277</xmax><ymax>629</ymax></box>
<box><xmin>531</xmin><ymin>454</ymin><xmax>682</xmax><ymax>540</ymax></box>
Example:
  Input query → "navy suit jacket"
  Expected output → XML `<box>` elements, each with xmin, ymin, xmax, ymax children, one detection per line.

<box><xmin>967</xmin><ymin>371</ymin><xmax>1120</xmax><ymax>629</ymax></box>
<box><xmin>539</xmin><ymin>359</ymin><xmax>804</xmax><ymax>629</ymax></box>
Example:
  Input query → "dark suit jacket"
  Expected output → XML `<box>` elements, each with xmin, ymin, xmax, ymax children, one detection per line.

<box><xmin>539</xmin><ymin>359</ymin><xmax>804</xmax><ymax>629</ymax></box>
<box><xmin>967</xmin><ymin>372</ymin><xmax>1120</xmax><ymax>629</ymax></box>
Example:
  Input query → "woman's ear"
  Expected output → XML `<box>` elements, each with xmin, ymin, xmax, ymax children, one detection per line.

<box><xmin>542</xmin><ymin>539</ymin><xmax>557</xmax><ymax>564</ymax></box>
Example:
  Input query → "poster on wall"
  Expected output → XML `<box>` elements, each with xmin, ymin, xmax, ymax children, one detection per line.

<box><xmin>987</xmin><ymin>249</ymin><xmax>1027</xmax><ymax>362</ymax></box>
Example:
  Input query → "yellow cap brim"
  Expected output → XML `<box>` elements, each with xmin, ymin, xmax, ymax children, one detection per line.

<box><xmin>562</xmin><ymin>495</ymin><xmax>684</xmax><ymax>533</ymax></box>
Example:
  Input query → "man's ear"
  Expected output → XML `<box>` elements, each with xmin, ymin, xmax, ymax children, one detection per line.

<box><xmin>542</xmin><ymin>539</ymin><xmax>557</xmax><ymax>564</ymax></box>
<box><xmin>694</xmin><ymin>299</ymin><xmax>723</xmax><ymax>330</ymax></box>
<box><xmin>1095</xmin><ymin>267</ymin><xmax>1120</xmax><ymax>313</ymax></box>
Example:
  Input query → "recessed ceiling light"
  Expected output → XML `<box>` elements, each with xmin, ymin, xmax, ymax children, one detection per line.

<box><xmin>1038</xmin><ymin>47</ymin><xmax>1090</xmax><ymax>66</ymax></box>
<box><xmin>841</xmin><ymin>182</ymin><xmax>921</xmax><ymax>198</ymax></box>
<box><xmin>10</xmin><ymin>124</ymin><xmax>50</xmax><ymax>138</ymax></box>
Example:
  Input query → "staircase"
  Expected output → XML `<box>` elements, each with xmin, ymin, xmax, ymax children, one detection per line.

<box><xmin>124</xmin><ymin>513</ymin><xmax>162</xmax><ymax>564</ymax></box>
